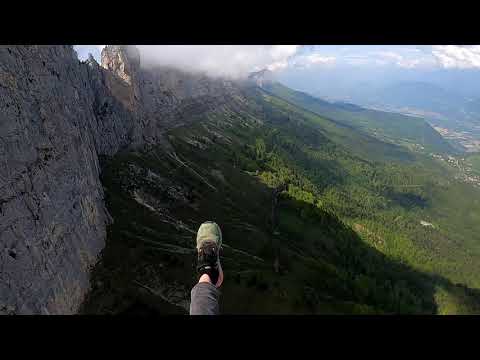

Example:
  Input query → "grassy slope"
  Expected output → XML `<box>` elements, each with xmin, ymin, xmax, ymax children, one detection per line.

<box><xmin>256</xmin><ymin>88</ymin><xmax>480</xmax><ymax>289</ymax></box>
<box><xmin>466</xmin><ymin>153</ymin><xmax>480</xmax><ymax>175</ymax></box>
<box><xmin>81</xmin><ymin>85</ymin><xmax>480</xmax><ymax>315</ymax></box>
<box><xmin>81</xmin><ymin>133</ymin><xmax>379</xmax><ymax>314</ymax></box>
<box><xmin>263</xmin><ymin>82</ymin><xmax>456</xmax><ymax>155</ymax></box>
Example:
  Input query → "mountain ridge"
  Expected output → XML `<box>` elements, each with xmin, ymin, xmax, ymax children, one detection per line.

<box><xmin>2</xmin><ymin>46</ymin><xmax>480</xmax><ymax>315</ymax></box>
<box><xmin>81</xmin><ymin>83</ymin><xmax>480</xmax><ymax>314</ymax></box>
<box><xmin>0</xmin><ymin>45</ymin><xmax>244</xmax><ymax>314</ymax></box>
<box><xmin>261</xmin><ymin>81</ymin><xmax>456</xmax><ymax>155</ymax></box>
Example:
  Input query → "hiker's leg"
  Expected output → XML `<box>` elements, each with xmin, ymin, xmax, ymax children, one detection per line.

<box><xmin>190</xmin><ymin>221</ymin><xmax>223</xmax><ymax>315</ymax></box>
<box><xmin>190</xmin><ymin>274</ymin><xmax>220</xmax><ymax>315</ymax></box>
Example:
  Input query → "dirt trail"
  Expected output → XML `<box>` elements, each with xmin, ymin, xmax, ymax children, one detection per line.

<box><xmin>168</xmin><ymin>151</ymin><xmax>217</xmax><ymax>191</ymax></box>
<box><xmin>222</xmin><ymin>243</ymin><xmax>264</xmax><ymax>262</ymax></box>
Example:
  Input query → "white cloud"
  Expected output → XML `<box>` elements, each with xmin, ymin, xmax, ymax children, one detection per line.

<box><xmin>267</xmin><ymin>60</ymin><xmax>290</xmax><ymax>71</ymax></box>
<box><xmin>376</xmin><ymin>51</ymin><xmax>403</xmax><ymax>62</ymax></box>
<box><xmin>307</xmin><ymin>53</ymin><xmax>336</xmax><ymax>65</ymax></box>
<box><xmin>374</xmin><ymin>50</ymin><xmax>435</xmax><ymax>68</ymax></box>
<box><xmin>432</xmin><ymin>45</ymin><xmax>480</xmax><ymax>69</ymax></box>
<box><xmin>396</xmin><ymin>58</ymin><xmax>427</xmax><ymax>69</ymax></box>
<box><xmin>74</xmin><ymin>45</ymin><xmax>301</xmax><ymax>78</ymax></box>
<box><xmin>141</xmin><ymin>45</ymin><xmax>301</xmax><ymax>78</ymax></box>
<box><xmin>291</xmin><ymin>53</ymin><xmax>336</xmax><ymax>68</ymax></box>
<box><xmin>344</xmin><ymin>55</ymin><xmax>371</xmax><ymax>66</ymax></box>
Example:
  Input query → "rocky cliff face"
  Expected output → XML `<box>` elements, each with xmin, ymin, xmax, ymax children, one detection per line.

<box><xmin>0</xmin><ymin>45</ymin><xmax>241</xmax><ymax>314</ymax></box>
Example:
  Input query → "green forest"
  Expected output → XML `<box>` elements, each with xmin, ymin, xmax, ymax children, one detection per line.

<box><xmin>81</xmin><ymin>83</ymin><xmax>480</xmax><ymax>315</ymax></box>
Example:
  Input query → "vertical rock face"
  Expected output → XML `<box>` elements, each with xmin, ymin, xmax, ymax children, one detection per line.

<box><xmin>0</xmin><ymin>45</ymin><xmax>243</xmax><ymax>314</ymax></box>
<box><xmin>0</xmin><ymin>46</ymin><xmax>109</xmax><ymax>314</ymax></box>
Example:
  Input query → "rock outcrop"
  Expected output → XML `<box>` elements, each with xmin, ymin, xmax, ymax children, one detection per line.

<box><xmin>0</xmin><ymin>45</ymin><xmax>241</xmax><ymax>314</ymax></box>
<box><xmin>100</xmin><ymin>45</ymin><xmax>141</xmax><ymax>112</ymax></box>
<box><xmin>248</xmin><ymin>69</ymin><xmax>274</xmax><ymax>88</ymax></box>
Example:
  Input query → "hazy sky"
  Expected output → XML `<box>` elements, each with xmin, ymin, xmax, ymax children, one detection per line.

<box><xmin>74</xmin><ymin>45</ymin><xmax>480</xmax><ymax>96</ymax></box>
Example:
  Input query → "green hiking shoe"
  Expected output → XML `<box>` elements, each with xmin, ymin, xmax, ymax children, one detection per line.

<box><xmin>196</xmin><ymin>221</ymin><xmax>222</xmax><ymax>250</ymax></box>
<box><xmin>196</xmin><ymin>221</ymin><xmax>222</xmax><ymax>286</ymax></box>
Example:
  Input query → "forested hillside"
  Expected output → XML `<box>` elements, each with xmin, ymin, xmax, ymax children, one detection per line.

<box><xmin>262</xmin><ymin>82</ymin><xmax>456</xmax><ymax>155</ymax></box>
<box><xmin>81</xmin><ymin>83</ymin><xmax>480</xmax><ymax>314</ymax></box>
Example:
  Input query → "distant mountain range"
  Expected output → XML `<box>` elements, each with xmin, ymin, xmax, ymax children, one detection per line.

<box><xmin>310</xmin><ymin>80</ymin><xmax>480</xmax><ymax>136</ymax></box>
<box><xmin>370</xmin><ymin>82</ymin><xmax>465</xmax><ymax>114</ymax></box>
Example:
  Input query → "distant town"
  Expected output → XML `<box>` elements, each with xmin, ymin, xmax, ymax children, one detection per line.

<box><xmin>433</xmin><ymin>126</ymin><xmax>480</xmax><ymax>153</ymax></box>
<box><xmin>430</xmin><ymin>152</ymin><xmax>480</xmax><ymax>188</ymax></box>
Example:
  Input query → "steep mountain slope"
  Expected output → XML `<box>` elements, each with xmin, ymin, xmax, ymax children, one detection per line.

<box><xmin>3</xmin><ymin>46</ymin><xmax>480</xmax><ymax>315</ymax></box>
<box><xmin>0</xmin><ymin>45</ymin><xmax>243</xmax><ymax>314</ymax></box>
<box><xmin>82</xmin><ymin>85</ymin><xmax>480</xmax><ymax>314</ymax></box>
<box><xmin>262</xmin><ymin>82</ymin><xmax>456</xmax><ymax>154</ymax></box>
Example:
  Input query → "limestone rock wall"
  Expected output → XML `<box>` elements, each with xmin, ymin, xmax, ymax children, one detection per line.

<box><xmin>0</xmin><ymin>45</ymin><xmax>240</xmax><ymax>314</ymax></box>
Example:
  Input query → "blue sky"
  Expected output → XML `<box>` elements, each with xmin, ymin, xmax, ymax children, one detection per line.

<box><xmin>275</xmin><ymin>45</ymin><xmax>480</xmax><ymax>98</ymax></box>
<box><xmin>292</xmin><ymin>45</ymin><xmax>435</xmax><ymax>68</ymax></box>
<box><xmin>75</xmin><ymin>45</ymin><xmax>103</xmax><ymax>62</ymax></box>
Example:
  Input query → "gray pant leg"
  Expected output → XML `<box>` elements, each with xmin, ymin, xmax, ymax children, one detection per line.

<box><xmin>189</xmin><ymin>282</ymin><xmax>220</xmax><ymax>315</ymax></box>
